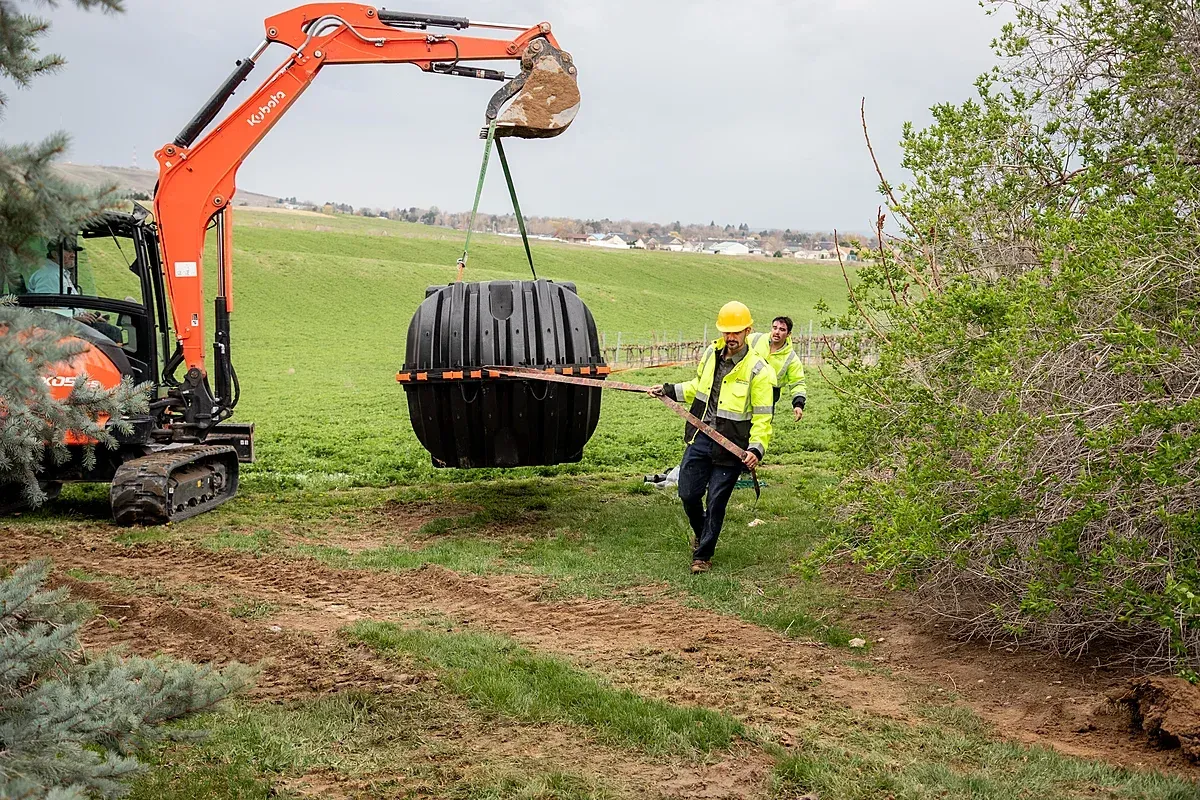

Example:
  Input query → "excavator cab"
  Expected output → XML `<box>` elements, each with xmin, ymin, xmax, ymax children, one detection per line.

<box><xmin>7</xmin><ymin>209</ymin><xmax>253</xmax><ymax>523</ymax></box>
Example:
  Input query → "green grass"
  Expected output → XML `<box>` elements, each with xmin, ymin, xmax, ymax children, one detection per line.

<box><xmin>200</xmin><ymin>527</ymin><xmax>279</xmax><ymax>555</ymax></box>
<box><xmin>452</xmin><ymin>772</ymin><xmax>614</xmax><ymax>800</ymax></box>
<box><xmin>769</xmin><ymin>704</ymin><xmax>1200</xmax><ymax>800</ymax></box>
<box><xmin>127</xmin><ymin>690</ymin><xmax>612</xmax><ymax>800</ymax></box>
<box><xmin>227</xmin><ymin>597</ymin><xmax>279</xmax><ymax>620</ymax></box>
<box><xmin>124</xmin><ymin>677</ymin><xmax>1200</xmax><ymax>800</ymax></box>
<box><xmin>74</xmin><ymin>209</ymin><xmax>847</xmax><ymax>491</ymax></box>
<box><xmin>291</xmin><ymin>472</ymin><xmax>852</xmax><ymax>645</ymax></box>
<box><xmin>124</xmin><ymin>678</ymin><xmax>675</xmax><ymax>800</ymax></box>
<box><xmin>128</xmin><ymin>693</ymin><xmax>398</xmax><ymax>799</ymax></box>
<box><xmin>348</xmin><ymin>621</ymin><xmax>745</xmax><ymax>756</ymax></box>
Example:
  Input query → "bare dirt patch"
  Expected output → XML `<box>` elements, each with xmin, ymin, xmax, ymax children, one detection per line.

<box><xmin>5</xmin><ymin>525</ymin><xmax>1193</xmax><ymax>780</ymax></box>
<box><xmin>279</xmin><ymin>500</ymin><xmax>513</xmax><ymax>553</ymax></box>
<box><xmin>289</xmin><ymin>500</ymin><xmax>452</xmax><ymax>553</ymax></box>
<box><xmin>60</xmin><ymin>574</ymin><xmax>400</xmax><ymax>699</ymax></box>
<box><xmin>14</xmin><ymin>530</ymin><xmax>772</xmax><ymax>799</ymax></box>
<box><xmin>1111</xmin><ymin>677</ymin><xmax>1200</xmax><ymax>760</ymax></box>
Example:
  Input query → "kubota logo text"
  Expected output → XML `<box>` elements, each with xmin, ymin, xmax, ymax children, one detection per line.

<box><xmin>42</xmin><ymin>375</ymin><xmax>101</xmax><ymax>389</ymax></box>
<box><xmin>247</xmin><ymin>91</ymin><xmax>286</xmax><ymax>126</ymax></box>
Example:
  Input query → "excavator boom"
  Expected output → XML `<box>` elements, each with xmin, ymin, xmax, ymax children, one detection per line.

<box><xmin>152</xmin><ymin>4</ymin><xmax>579</xmax><ymax>435</ymax></box>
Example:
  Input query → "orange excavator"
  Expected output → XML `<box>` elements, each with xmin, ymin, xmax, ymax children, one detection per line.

<box><xmin>9</xmin><ymin>4</ymin><xmax>579</xmax><ymax>524</ymax></box>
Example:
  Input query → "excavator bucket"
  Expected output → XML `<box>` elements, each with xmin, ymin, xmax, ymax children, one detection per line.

<box><xmin>486</xmin><ymin>38</ymin><xmax>580</xmax><ymax>138</ymax></box>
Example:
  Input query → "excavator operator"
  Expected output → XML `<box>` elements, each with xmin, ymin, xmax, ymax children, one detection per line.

<box><xmin>24</xmin><ymin>240</ymin><xmax>122</xmax><ymax>342</ymax></box>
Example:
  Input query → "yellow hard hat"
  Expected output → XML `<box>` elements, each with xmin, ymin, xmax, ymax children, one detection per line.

<box><xmin>716</xmin><ymin>301</ymin><xmax>753</xmax><ymax>332</ymax></box>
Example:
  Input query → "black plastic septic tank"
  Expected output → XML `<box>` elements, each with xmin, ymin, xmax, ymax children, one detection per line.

<box><xmin>402</xmin><ymin>279</ymin><xmax>607</xmax><ymax>468</ymax></box>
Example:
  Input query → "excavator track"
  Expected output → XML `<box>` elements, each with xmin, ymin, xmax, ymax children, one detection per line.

<box><xmin>110</xmin><ymin>445</ymin><xmax>240</xmax><ymax>526</ymax></box>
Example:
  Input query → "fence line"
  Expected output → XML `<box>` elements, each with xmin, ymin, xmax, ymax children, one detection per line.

<box><xmin>599</xmin><ymin>331</ymin><xmax>850</xmax><ymax>370</ymax></box>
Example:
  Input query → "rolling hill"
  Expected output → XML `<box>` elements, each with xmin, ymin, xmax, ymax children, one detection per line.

<box><xmin>53</xmin><ymin>163</ymin><xmax>283</xmax><ymax>208</ymax></box>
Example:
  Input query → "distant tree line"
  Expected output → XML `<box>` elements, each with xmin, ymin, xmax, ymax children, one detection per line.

<box><xmin>312</xmin><ymin>200</ymin><xmax>872</xmax><ymax>249</ymax></box>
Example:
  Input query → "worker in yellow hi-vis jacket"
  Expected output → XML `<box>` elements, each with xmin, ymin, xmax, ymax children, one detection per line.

<box><xmin>650</xmin><ymin>301</ymin><xmax>776</xmax><ymax>574</ymax></box>
<box><xmin>749</xmin><ymin>315</ymin><xmax>807</xmax><ymax>422</ymax></box>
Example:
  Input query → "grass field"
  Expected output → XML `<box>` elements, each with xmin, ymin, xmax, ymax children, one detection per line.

<box><xmin>79</xmin><ymin>209</ymin><xmax>848</xmax><ymax>489</ymax></box>
<box><xmin>10</xmin><ymin>210</ymin><xmax>1196</xmax><ymax>799</ymax></box>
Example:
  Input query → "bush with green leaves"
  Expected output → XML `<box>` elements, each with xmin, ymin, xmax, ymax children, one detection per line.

<box><xmin>829</xmin><ymin>0</ymin><xmax>1200</xmax><ymax>674</ymax></box>
<box><xmin>0</xmin><ymin>560</ymin><xmax>252</xmax><ymax>799</ymax></box>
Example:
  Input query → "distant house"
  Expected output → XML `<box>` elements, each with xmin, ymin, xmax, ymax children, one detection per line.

<box><xmin>709</xmin><ymin>241</ymin><xmax>751</xmax><ymax>256</ymax></box>
<box><xmin>628</xmin><ymin>236</ymin><xmax>647</xmax><ymax>249</ymax></box>
<box><xmin>589</xmin><ymin>234</ymin><xmax>630</xmax><ymax>249</ymax></box>
<box><xmin>557</xmin><ymin>231</ymin><xmax>590</xmax><ymax>243</ymax></box>
<box><xmin>798</xmin><ymin>244</ymin><xmax>855</xmax><ymax>261</ymax></box>
<box><xmin>648</xmin><ymin>234</ymin><xmax>686</xmax><ymax>252</ymax></box>
<box><xmin>792</xmin><ymin>248</ymin><xmax>823</xmax><ymax>260</ymax></box>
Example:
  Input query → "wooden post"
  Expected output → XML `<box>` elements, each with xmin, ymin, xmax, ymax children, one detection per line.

<box><xmin>616</xmin><ymin>332</ymin><xmax>622</xmax><ymax>366</ymax></box>
<box><xmin>808</xmin><ymin>319</ymin><xmax>814</xmax><ymax>359</ymax></box>
<box><xmin>678</xmin><ymin>330</ymin><xmax>683</xmax><ymax>360</ymax></box>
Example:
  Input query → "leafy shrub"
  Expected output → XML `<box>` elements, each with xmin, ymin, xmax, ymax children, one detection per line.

<box><xmin>829</xmin><ymin>0</ymin><xmax>1200</xmax><ymax>673</ymax></box>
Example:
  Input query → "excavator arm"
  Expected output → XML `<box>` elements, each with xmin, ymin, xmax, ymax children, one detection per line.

<box><xmin>152</xmin><ymin>3</ymin><xmax>578</xmax><ymax>435</ymax></box>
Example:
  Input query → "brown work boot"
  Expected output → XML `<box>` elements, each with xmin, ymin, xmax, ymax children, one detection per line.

<box><xmin>690</xmin><ymin>560</ymin><xmax>711</xmax><ymax>574</ymax></box>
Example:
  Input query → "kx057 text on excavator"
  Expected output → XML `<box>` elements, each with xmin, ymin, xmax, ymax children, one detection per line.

<box><xmin>6</xmin><ymin>3</ymin><xmax>580</xmax><ymax>525</ymax></box>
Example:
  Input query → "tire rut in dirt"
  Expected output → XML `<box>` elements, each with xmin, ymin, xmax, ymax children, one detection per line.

<box><xmin>60</xmin><ymin>575</ymin><xmax>401</xmax><ymax>699</ymax></box>
<box><xmin>4</xmin><ymin>528</ymin><xmax>1191</xmax><ymax>774</ymax></box>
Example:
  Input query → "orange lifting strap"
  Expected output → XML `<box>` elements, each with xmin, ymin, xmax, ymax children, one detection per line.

<box><xmin>396</xmin><ymin>364</ymin><xmax>611</xmax><ymax>383</ymax></box>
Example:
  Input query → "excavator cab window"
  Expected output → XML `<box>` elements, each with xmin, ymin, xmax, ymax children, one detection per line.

<box><xmin>76</xmin><ymin>235</ymin><xmax>143</xmax><ymax>306</ymax></box>
<box><xmin>16</xmin><ymin>216</ymin><xmax>158</xmax><ymax>384</ymax></box>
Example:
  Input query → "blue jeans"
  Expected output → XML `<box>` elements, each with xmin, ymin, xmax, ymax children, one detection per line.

<box><xmin>678</xmin><ymin>433</ymin><xmax>742</xmax><ymax>563</ymax></box>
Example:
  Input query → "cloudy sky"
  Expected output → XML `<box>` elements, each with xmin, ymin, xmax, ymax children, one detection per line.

<box><xmin>1</xmin><ymin>0</ymin><xmax>1002</xmax><ymax>231</ymax></box>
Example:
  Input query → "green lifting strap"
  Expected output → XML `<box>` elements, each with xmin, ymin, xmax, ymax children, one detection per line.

<box><xmin>495</xmin><ymin>138</ymin><xmax>537</xmax><ymax>281</ymax></box>
<box><xmin>455</xmin><ymin>121</ymin><xmax>538</xmax><ymax>282</ymax></box>
<box><xmin>456</xmin><ymin>121</ymin><xmax>496</xmax><ymax>281</ymax></box>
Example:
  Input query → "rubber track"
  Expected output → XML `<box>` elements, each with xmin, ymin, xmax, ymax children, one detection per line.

<box><xmin>109</xmin><ymin>445</ymin><xmax>239</xmax><ymax>526</ymax></box>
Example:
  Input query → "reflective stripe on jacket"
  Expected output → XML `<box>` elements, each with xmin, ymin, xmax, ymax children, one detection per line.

<box><xmin>665</xmin><ymin>339</ymin><xmax>775</xmax><ymax>465</ymax></box>
<box><xmin>750</xmin><ymin>332</ymin><xmax>807</xmax><ymax>409</ymax></box>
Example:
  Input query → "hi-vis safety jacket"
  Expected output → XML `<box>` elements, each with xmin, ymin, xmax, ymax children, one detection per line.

<box><xmin>662</xmin><ymin>340</ymin><xmax>776</xmax><ymax>465</ymax></box>
<box><xmin>749</xmin><ymin>333</ymin><xmax>808</xmax><ymax>410</ymax></box>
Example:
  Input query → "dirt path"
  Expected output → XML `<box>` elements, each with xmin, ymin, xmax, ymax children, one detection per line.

<box><xmin>3</xmin><ymin>525</ymin><xmax>1191</xmax><ymax>787</ymax></box>
<box><xmin>15</xmin><ymin>529</ymin><xmax>774</xmax><ymax>798</ymax></box>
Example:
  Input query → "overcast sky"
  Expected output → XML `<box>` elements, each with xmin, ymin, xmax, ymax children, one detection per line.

<box><xmin>1</xmin><ymin>0</ymin><xmax>1002</xmax><ymax>231</ymax></box>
